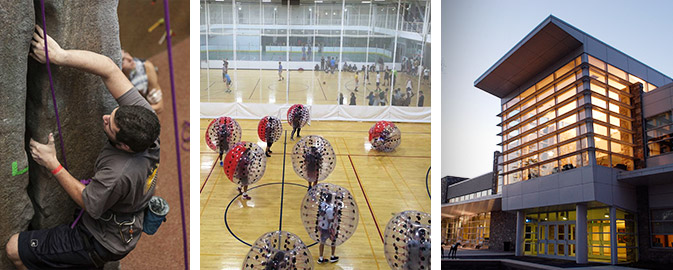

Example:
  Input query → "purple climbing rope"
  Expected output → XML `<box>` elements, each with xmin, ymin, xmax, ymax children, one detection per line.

<box><xmin>162</xmin><ymin>1</ymin><xmax>189</xmax><ymax>269</ymax></box>
<box><xmin>39</xmin><ymin>0</ymin><xmax>68</xmax><ymax>169</ymax></box>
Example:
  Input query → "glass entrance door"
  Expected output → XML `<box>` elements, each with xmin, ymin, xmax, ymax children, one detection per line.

<box><xmin>539</xmin><ymin>222</ymin><xmax>575</xmax><ymax>259</ymax></box>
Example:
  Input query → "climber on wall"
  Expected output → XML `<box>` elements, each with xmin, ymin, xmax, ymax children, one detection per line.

<box><xmin>5</xmin><ymin>25</ymin><xmax>161</xmax><ymax>269</ymax></box>
<box><xmin>121</xmin><ymin>50</ymin><xmax>164</xmax><ymax>114</ymax></box>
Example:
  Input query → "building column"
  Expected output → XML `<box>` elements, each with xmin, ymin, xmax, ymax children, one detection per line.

<box><xmin>515</xmin><ymin>210</ymin><xmax>525</xmax><ymax>256</ymax></box>
<box><xmin>610</xmin><ymin>207</ymin><xmax>618</xmax><ymax>264</ymax></box>
<box><xmin>576</xmin><ymin>204</ymin><xmax>588</xmax><ymax>264</ymax></box>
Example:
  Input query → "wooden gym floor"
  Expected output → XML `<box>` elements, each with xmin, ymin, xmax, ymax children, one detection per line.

<box><xmin>200</xmin><ymin>119</ymin><xmax>431</xmax><ymax>269</ymax></box>
<box><xmin>200</xmin><ymin>69</ymin><xmax>432</xmax><ymax>107</ymax></box>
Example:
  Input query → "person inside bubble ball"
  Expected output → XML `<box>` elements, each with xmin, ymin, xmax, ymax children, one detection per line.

<box><xmin>235</xmin><ymin>148</ymin><xmax>252</xmax><ymax>200</ymax></box>
<box><xmin>290</xmin><ymin>105</ymin><xmax>304</xmax><ymax>141</ymax></box>
<box><xmin>304</xmin><ymin>146</ymin><xmax>321</xmax><ymax>189</ymax></box>
<box><xmin>317</xmin><ymin>192</ymin><xmax>339</xmax><ymax>264</ymax></box>
<box><xmin>264</xmin><ymin>251</ymin><xmax>287</xmax><ymax>270</ymax></box>
<box><xmin>404</xmin><ymin>226</ymin><xmax>430</xmax><ymax>268</ymax></box>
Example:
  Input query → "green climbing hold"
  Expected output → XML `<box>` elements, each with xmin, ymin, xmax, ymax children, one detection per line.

<box><xmin>12</xmin><ymin>161</ymin><xmax>28</xmax><ymax>176</ymax></box>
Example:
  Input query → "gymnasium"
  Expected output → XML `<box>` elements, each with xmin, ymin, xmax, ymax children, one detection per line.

<box><xmin>199</xmin><ymin>0</ymin><xmax>431</xmax><ymax>268</ymax></box>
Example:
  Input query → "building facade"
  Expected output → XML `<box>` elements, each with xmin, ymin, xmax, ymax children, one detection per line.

<box><xmin>444</xmin><ymin>15</ymin><xmax>673</xmax><ymax>265</ymax></box>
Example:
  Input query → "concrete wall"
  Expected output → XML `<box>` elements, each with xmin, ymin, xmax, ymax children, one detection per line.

<box><xmin>488</xmin><ymin>211</ymin><xmax>516</xmax><ymax>252</ymax></box>
<box><xmin>501</xmin><ymin>165</ymin><xmax>637</xmax><ymax>212</ymax></box>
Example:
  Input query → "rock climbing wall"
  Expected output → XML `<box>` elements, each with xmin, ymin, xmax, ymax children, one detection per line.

<box><xmin>1</xmin><ymin>1</ymin><xmax>122</xmax><ymax>269</ymax></box>
<box><xmin>27</xmin><ymin>0</ymin><xmax>120</xmax><ymax>228</ymax></box>
<box><xmin>0</xmin><ymin>1</ymin><xmax>36</xmax><ymax>268</ymax></box>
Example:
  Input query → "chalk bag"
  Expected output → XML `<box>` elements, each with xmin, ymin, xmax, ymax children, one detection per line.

<box><xmin>143</xmin><ymin>196</ymin><xmax>169</xmax><ymax>235</ymax></box>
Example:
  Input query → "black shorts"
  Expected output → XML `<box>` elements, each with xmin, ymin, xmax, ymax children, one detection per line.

<box><xmin>18</xmin><ymin>224</ymin><xmax>127</xmax><ymax>269</ymax></box>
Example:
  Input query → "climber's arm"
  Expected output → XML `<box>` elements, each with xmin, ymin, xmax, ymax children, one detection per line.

<box><xmin>30</xmin><ymin>25</ymin><xmax>132</xmax><ymax>100</ymax></box>
<box><xmin>29</xmin><ymin>133</ymin><xmax>85</xmax><ymax>209</ymax></box>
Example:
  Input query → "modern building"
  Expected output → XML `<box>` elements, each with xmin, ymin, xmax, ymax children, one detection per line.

<box><xmin>443</xmin><ymin>15</ymin><xmax>673</xmax><ymax>265</ymax></box>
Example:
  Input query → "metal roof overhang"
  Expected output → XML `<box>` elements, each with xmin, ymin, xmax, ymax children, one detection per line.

<box><xmin>618</xmin><ymin>163</ymin><xmax>673</xmax><ymax>186</ymax></box>
<box><xmin>441</xmin><ymin>195</ymin><xmax>501</xmax><ymax>219</ymax></box>
<box><xmin>474</xmin><ymin>18</ymin><xmax>583</xmax><ymax>98</ymax></box>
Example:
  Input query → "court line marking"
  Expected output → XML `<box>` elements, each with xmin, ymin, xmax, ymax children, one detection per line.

<box><xmin>375</xmin><ymin>157</ymin><xmax>412</xmax><ymax>209</ymax></box>
<box><xmin>315</xmin><ymin>77</ymin><xmax>328</xmax><ymax>100</ymax></box>
<box><xmin>386</xmin><ymin>157</ymin><xmax>427</xmax><ymax>213</ymax></box>
<box><xmin>200</xmin><ymin>172</ymin><xmax>222</xmax><ymax>217</ymax></box>
<box><xmin>247</xmin><ymin>78</ymin><xmax>261</xmax><ymax>99</ymax></box>
<box><xmin>204</xmin><ymin>81</ymin><xmax>216</xmax><ymax>91</ymax></box>
<box><xmin>348</xmin><ymin>154</ymin><xmax>384</xmax><ymax>244</ymax></box>
<box><xmin>334</xmin><ymin>142</ymin><xmax>381</xmax><ymax>269</ymax></box>
<box><xmin>200</xmin><ymin>151</ymin><xmax>430</xmax><ymax>159</ymax></box>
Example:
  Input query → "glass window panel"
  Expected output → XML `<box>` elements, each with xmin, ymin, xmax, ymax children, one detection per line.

<box><xmin>594</xmin><ymin>123</ymin><xmax>608</xmax><ymax>137</ymax></box>
<box><xmin>522</xmin><ymin>144</ymin><xmax>538</xmax><ymax>156</ymax></box>
<box><xmin>522</xmin><ymin>108</ymin><xmax>536</xmax><ymax>122</ymax></box>
<box><xmin>506</xmin><ymin>97</ymin><xmax>520</xmax><ymax>109</ymax></box>
<box><xmin>539</xmin><ymin>136</ymin><xmax>557</xmax><ymax>149</ymax></box>
<box><xmin>557</xmin><ymin>87</ymin><xmax>576</xmax><ymax>104</ymax></box>
<box><xmin>538</xmin><ymin>122</ymin><xmax>556</xmax><ymax>137</ymax></box>
<box><xmin>559</xmin><ymin>140</ymin><xmax>581</xmax><ymax>156</ymax></box>
<box><xmin>507</xmin><ymin>117</ymin><xmax>520</xmax><ymax>130</ymax></box>
<box><xmin>555</xmin><ymin>60</ymin><xmax>575</xmax><ymax>79</ymax></box>
<box><xmin>538</xmin><ymin>110</ymin><xmax>556</xmax><ymax>125</ymax></box>
<box><xmin>539</xmin><ymin>148</ymin><xmax>557</xmax><ymax>162</ymax></box>
<box><xmin>608</xmin><ymin>77</ymin><xmax>628</xmax><ymax>91</ymax></box>
<box><xmin>522</xmin><ymin>131</ymin><xmax>537</xmax><ymax>144</ymax></box>
<box><xmin>649</xmin><ymin>83</ymin><xmax>657</xmax><ymax>92</ymax></box>
<box><xmin>521</xmin><ymin>86</ymin><xmax>536</xmax><ymax>101</ymax></box>
<box><xmin>507</xmin><ymin>139</ymin><xmax>520</xmax><ymax>150</ymax></box>
<box><xmin>507</xmin><ymin>129</ymin><xmax>520</xmax><ymax>140</ymax></box>
<box><xmin>537</xmin><ymin>74</ymin><xmax>554</xmax><ymax>91</ymax></box>
<box><xmin>611</xmin><ymin>116</ymin><xmax>631</xmax><ymax>129</ymax></box>
<box><xmin>588</xmin><ymin>55</ymin><xmax>605</xmax><ymax>70</ymax></box>
<box><xmin>611</xmin><ymin>142</ymin><xmax>633</xmax><ymax>156</ymax></box>
<box><xmin>591</xmin><ymin>82</ymin><xmax>607</xmax><ymax>96</ymax></box>
<box><xmin>521</xmin><ymin>97</ymin><xmax>536</xmax><ymax>112</ymax></box>
<box><xmin>558</xmin><ymin>114</ymin><xmax>577</xmax><ymax>129</ymax></box>
<box><xmin>558</xmin><ymin>127</ymin><xmax>578</xmax><ymax>143</ymax></box>
<box><xmin>593</xmin><ymin>109</ymin><xmax>607</xmax><ymax>122</ymax></box>
<box><xmin>522</xmin><ymin>121</ymin><xmax>537</xmax><ymax>133</ymax></box>
<box><xmin>608</xmin><ymin>90</ymin><xmax>620</xmax><ymax>101</ymax></box>
<box><xmin>607</xmin><ymin>64</ymin><xmax>627</xmax><ymax>81</ymax></box>
<box><xmin>611</xmin><ymin>128</ymin><xmax>632</xmax><ymax>143</ymax></box>
<box><xmin>557</xmin><ymin>101</ymin><xmax>577</xmax><ymax>117</ymax></box>
<box><xmin>560</xmin><ymin>155</ymin><xmax>580</xmax><ymax>171</ymax></box>
<box><xmin>612</xmin><ymin>155</ymin><xmax>634</xmax><ymax>170</ymax></box>
<box><xmin>592</xmin><ymin>96</ymin><xmax>607</xmax><ymax>109</ymax></box>
<box><xmin>538</xmin><ymin>98</ymin><xmax>555</xmax><ymax>114</ymax></box>
<box><xmin>590</xmin><ymin>68</ymin><xmax>606</xmax><ymax>83</ymax></box>
<box><xmin>646</xmin><ymin>112</ymin><xmax>673</xmax><ymax>129</ymax></box>
<box><xmin>508</xmin><ymin>107</ymin><xmax>520</xmax><ymax>118</ymax></box>
<box><xmin>596</xmin><ymin>151</ymin><xmax>610</xmax><ymax>166</ymax></box>
<box><xmin>652</xmin><ymin>209</ymin><xmax>673</xmax><ymax>221</ymax></box>
<box><xmin>595</xmin><ymin>137</ymin><xmax>609</xmax><ymax>151</ymax></box>
<box><xmin>540</xmin><ymin>160</ymin><xmax>558</xmax><ymax>176</ymax></box>
<box><xmin>556</xmin><ymin>75</ymin><xmax>575</xmax><ymax>91</ymax></box>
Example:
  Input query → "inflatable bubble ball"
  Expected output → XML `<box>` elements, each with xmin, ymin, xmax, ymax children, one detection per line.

<box><xmin>223</xmin><ymin>142</ymin><xmax>267</xmax><ymax>187</ymax></box>
<box><xmin>287</xmin><ymin>104</ymin><xmax>310</xmax><ymax>128</ymax></box>
<box><xmin>258</xmin><ymin>116</ymin><xmax>283</xmax><ymax>144</ymax></box>
<box><xmin>368</xmin><ymin>121</ymin><xmax>401</xmax><ymax>152</ymax></box>
<box><xmin>384</xmin><ymin>210</ymin><xmax>431</xmax><ymax>270</ymax></box>
<box><xmin>291</xmin><ymin>135</ymin><xmax>336</xmax><ymax>183</ymax></box>
<box><xmin>243</xmin><ymin>231</ymin><xmax>314</xmax><ymax>270</ymax></box>
<box><xmin>206</xmin><ymin>116</ymin><xmax>242</xmax><ymax>155</ymax></box>
<box><xmin>300</xmin><ymin>183</ymin><xmax>358</xmax><ymax>246</ymax></box>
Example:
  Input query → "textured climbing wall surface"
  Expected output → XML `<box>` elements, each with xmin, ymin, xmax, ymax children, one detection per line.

<box><xmin>26</xmin><ymin>0</ymin><xmax>120</xmax><ymax>229</ymax></box>
<box><xmin>0</xmin><ymin>1</ymin><xmax>36</xmax><ymax>268</ymax></box>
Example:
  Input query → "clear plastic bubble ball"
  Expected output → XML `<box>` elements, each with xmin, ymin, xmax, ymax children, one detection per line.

<box><xmin>369</xmin><ymin>121</ymin><xmax>401</xmax><ymax>152</ymax></box>
<box><xmin>223</xmin><ymin>142</ymin><xmax>267</xmax><ymax>187</ymax></box>
<box><xmin>384</xmin><ymin>211</ymin><xmax>431</xmax><ymax>270</ymax></box>
<box><xmin>291</xmin><ymin>135</ymin><xmax>336</xmax><ymax>183</ymax></box>
<box><xmin>258</xmin><ymin>116</ymin><xmax>283</xmax><ymax>144</ymax></box>
<box><xmin>242</xmin><ymin>231</ymin><xmax>314</xmax><ymax>270</ymax></box>
<box><xmin>300</xmin><ymin>183</ymin><xmax>359</xmax><ymax>246</ymax></box>
<box><xmin>206</xmin><ymin>117</ymin><xmax>242</xmax><ymax>155</ymax></box>
<box><xmin>287</xmin><ymin>104</ymin><xmax>310</xmax><ymax>128</ymax></box>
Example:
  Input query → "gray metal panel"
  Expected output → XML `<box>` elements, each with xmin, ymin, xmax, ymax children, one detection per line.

<box><xmin>643</xmin><ymin>82</ymin><xmax>673</xmax><ymax>118</ymax></box>
<box><xmin>446</xmin><ymin>173</ymin><xmax>493</xmax><ymax>199</ymax></box>
<box><xmin>606</xmin><ymin>47</ymin><xmax>628</xmax><ymax>69</ymax></box>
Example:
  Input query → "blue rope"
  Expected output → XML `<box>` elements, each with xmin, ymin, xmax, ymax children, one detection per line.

<box><xmin>426</xmin><ymin>166</ymin><xmax>431</xmax><ymax>199</ymax></box>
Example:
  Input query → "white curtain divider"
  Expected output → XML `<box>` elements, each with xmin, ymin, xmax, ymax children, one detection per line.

<box><xmin>200</xmin><ymin>103</ymin><xmax>430</xmax><ymax>123</ymax></box>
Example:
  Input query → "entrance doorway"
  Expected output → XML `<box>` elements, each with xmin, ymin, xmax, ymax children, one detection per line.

<box><xmin>538</xmin><ymin>221</ymin><xmax>576</xmax><ymax>259</ymax></box>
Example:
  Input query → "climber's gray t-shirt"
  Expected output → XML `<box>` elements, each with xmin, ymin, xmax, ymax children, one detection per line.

<box><xmin>81</xmin><ymin>88</ymin><xmax>160</xmax><ymax>255</ymax></box>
